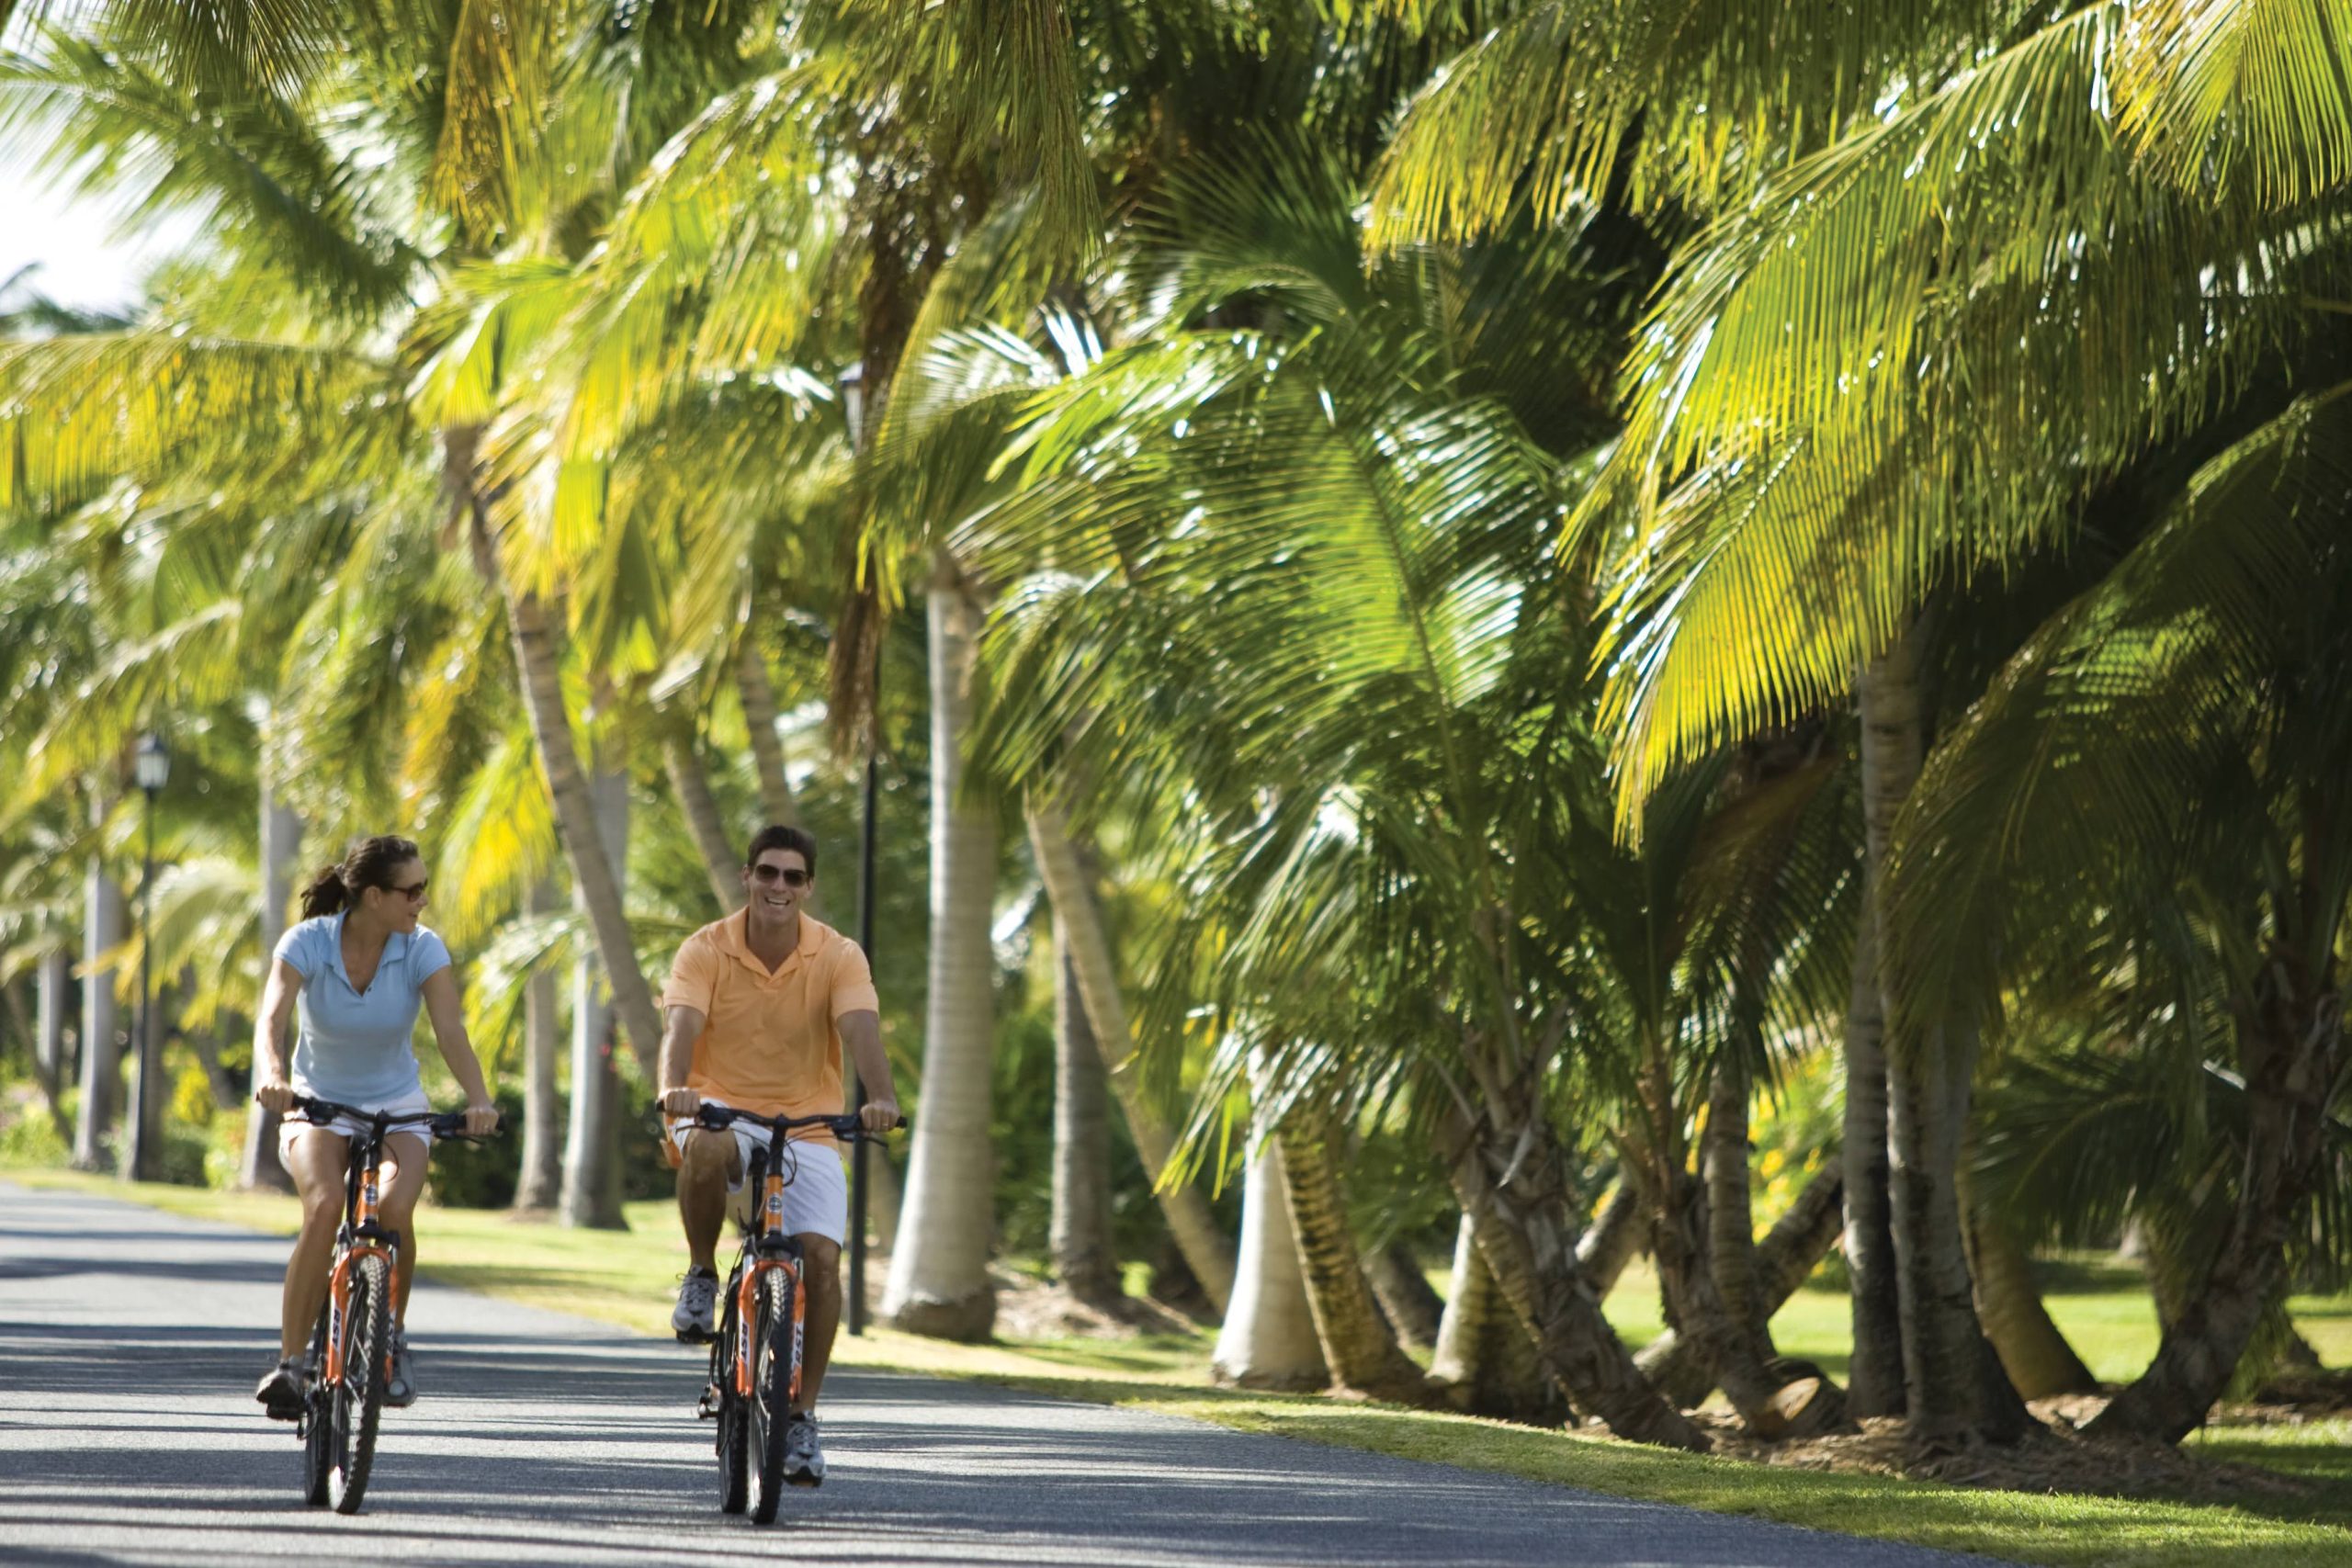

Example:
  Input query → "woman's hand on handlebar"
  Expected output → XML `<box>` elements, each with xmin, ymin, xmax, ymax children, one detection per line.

<box><xmin>462</xmin><ymin>1100</ymin><xmax>501</xmax><ymax>1138</ymax></box>
<box><xmin>254</xmin><ymin>1075</ymin><xmax>295</xmax><ymax>1115</ymax></box>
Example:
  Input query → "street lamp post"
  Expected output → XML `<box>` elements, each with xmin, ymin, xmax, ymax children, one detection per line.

<box><xmin>122</xmin><ymin>732</ymin><xmax>169</xmax><ymax>1182</ymax></box>
<box><xmin>839</xmin><ymin>361</ymin><xmax>878</xmax><ymax>1337</ymax></box>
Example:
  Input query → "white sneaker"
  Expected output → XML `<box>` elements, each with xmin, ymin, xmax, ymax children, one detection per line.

<box><xmin>673</xmin><ymin>1269</ymin><xmax>719</xmax><ymax>1343</ymax></box>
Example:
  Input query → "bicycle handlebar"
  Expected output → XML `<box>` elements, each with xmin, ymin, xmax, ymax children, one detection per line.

<box><xmin>290</xmin><ymin>1093</ymin><xmax>502</xmax><ymax>1142</ymax></box>
<box><xmin>681</xmin><ymin>1102</ymin><xmax>904</xmax><ymax>1141</ymax></box>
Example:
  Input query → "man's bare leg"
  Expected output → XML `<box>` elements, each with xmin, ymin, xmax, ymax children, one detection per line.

<box><xmin>794</xmin><ymin>1234</ymin><xmax>842</xmax><ymax>1413</ymax></box>
<box><xmin>678</xmin><ymin>1129</ymin><xmax>740</xmax><ymax>1271</ymax></box>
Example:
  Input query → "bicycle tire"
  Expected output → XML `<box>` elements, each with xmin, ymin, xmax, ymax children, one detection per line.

<box><xmin>300</xmin><ymin>1300</ymin><xmax>333</xmax><ymax>1506</ymax></box>
<box><xmin>746</xmin><ymin>1266</ymin><xmax>798</xmax><ymax>1526</ymax></box>
<box><xmin>712</xmin><ymin>1321</ymin><xmax>748</xmax><ymax>1515</ymax></box>
<box><xmin>328</xmin><ymin>1252</ymin><xmax>391</xmax><ymax>1515</ymax></box>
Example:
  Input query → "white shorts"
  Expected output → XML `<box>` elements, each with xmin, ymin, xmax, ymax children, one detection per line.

<box><xmin>669</xmin><ymin>1109</ymin><xmax>849</xmax><ymax>1247</ymax></box>
<box><xmin>279</xmin><ymin>1089</ymin><xmax>435</xmax><ymax>1156</ymax></box>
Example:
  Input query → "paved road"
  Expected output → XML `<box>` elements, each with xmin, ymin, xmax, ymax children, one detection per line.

<box><xmin>0</xmin><ymin>1183</ymin><xmax>1996</xmax><ymax>1566</ymax></box>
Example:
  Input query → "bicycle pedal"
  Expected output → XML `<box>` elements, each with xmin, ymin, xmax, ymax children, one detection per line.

<box><xmin>695</xmin><ymin>1386</ymin><xmax>722</xmax><ymax>1419</ymax></box>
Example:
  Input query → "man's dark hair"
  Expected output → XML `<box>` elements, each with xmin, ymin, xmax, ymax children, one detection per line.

<box><xmin>745</xmin><ymin>823</ymin><xmax>818</xmax><ymax>876</ymax></box>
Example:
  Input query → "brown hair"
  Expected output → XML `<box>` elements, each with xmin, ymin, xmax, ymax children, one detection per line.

<box><xmin>300</xmin><ymin>835</ymin><xmax>421</xmax><ymax>919</ymax></box>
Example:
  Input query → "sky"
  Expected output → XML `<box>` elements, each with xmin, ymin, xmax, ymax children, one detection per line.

<box><xmin>0</xmin><ymin>162</ymin><xmax>194</xmax><ymax>312</ymax></box>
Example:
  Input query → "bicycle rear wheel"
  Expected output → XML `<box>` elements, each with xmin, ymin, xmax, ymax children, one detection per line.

<box><xmin>327</xmin><ymin>1253</ymin><xmax>391</xmax><ymax>1515</ymax></box>
<box><xmin>745</xmin><ymin>1266</ymin><xmax>799</xmax><ymax>1526</ymax></box>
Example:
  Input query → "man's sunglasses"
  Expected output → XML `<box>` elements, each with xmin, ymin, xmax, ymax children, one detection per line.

<box><xmin>749</xmin><ymin>864</ymin><xmax>812</xmax><ymax>888</ymax></box>
<box><xmin>388</xmin><ymin>880</ymin><xmax>429</xmax><ymax>902</ymax></box>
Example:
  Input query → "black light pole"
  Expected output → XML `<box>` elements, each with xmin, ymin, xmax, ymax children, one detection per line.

<box><xmin>122</xmin><ymin>731</ymin><xmax>169</xmax><ymax>1182</ymax></box>
<box><xmin>841</xmin><ymin>361</ymin><xmax>878</xmax><ymax>1337</ymax></box>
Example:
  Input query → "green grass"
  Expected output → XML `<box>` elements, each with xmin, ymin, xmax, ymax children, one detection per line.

<box><xmin>12</xmin><ymin>1163</ymin><xmax>2352</xmax><ymax>1567</ymax></box>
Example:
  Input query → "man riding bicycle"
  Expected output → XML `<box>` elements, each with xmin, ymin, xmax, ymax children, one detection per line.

<box><xmin>658</xmin><ymin>823</ymin><xmax>899</xmax><ymax>1488</ymax></box>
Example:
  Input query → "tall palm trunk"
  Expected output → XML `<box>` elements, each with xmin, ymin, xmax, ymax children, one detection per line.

<box><xmin>1026</xmin><ymin>799</ymin><xmax>1234</xmax><ymax>1310</ymax></box>
<box><xmin>561</xmin><ymin>757</ymin><xmax>630</xmax><ymax>1230</ymax></box>
<box><xmin>239</xmin><ymin>763</ymin><xmax>300</xmax><ymax>1190</ymax></box>
<box><xmin>1705</xmin><ymin>1058</ymin><xmax>1767</xmax><ymax>1348</ymax></box>
<box><xmin>1212</xmin><ymin>1130</ymin><xmax>1327</xmax><ymax>1390</ymax></box>
<box><xmin>662</xmin><ymin>727</ymin><xmax>741</xmax><ymax>914</ymax></box>
<box><xmin>1638</xmin><ymin>1165</ymin><xmax>1845</xmax><ymax>1400</ymax></box>
<box><xmin>513</xmin><ymin>878</ymin><xmax>564</xmax><ymax>1213</ymax></box>
<box><xmin>882</xmin><ymin>558</ymin><xmax>999</xmax><ymax>1339</ymax></box>
<box><xmin>32</xmin><ymin>949</ymin><xmax>73</xmax><ymax>1142</ymax></box>
<box><xmin>1860</xmin><ymin>632</ymin><xmax>2025</xmax><ymax>1441</ymax></box>
<box><xmin>1842</xmin><ymin>881</ymin><xmax>1905</xmax><ymax>1416</ymax></box>
<box><xmin>451</xmin><ymin>430</ymin><xmax>662</xmax><ymax>1075</ymax></box>
<box><xmin>1365</xmin><ymin>1244</ymin><xmax>1445</xmax><ymax>1354</ymax></box>
<box><xmin>2090</xmin><ymin>964</ymin><xmax>2343</xmax><ymax>1441</ymax></box>
<box><xmin>1279</xmin><ymin>1110</ymin><xmax>1430</xmax><ymax>1402</ymax></box>
<box><xmin>72</xmin><ymin>817</ymin><xmax>124</xmax><ymax>1172</ymax></box>
<box><xmin>1440</xmin><ymin>1101</ymin><xmax>1708</xmax><ymax>1450</ymax></box>
<box><xmin>738</xmin><ymin>633</ymin><xmax>801</xmax><ymax>828</ymax></box>
<box><xmin>1966</xmin><ymin>1193</ymin><xmax>2097</xmax><ymax>1399</ymax></box>
<box><xmin>1049</xmin><ymin>919</ymin><xmax>1122</xmax><ymax>1307</ymax></box>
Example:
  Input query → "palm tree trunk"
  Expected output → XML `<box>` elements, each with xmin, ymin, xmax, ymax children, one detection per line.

<box><xmin>1212</xmin><ymin>1130</ymin><xmax>1327</xmax><ymax>1390</ymax></box>
<box><xmin>1860</xmin><ymin>633</ymin><xmax>2026</xmax><ymax>1442</ymax></box>
<box><xmin>452</xmin><ymin>430</ymin><xmax>662</xmax><ymax>1076</ymax></box>
<box><xmin>737</xmin><ymin>634</ymin><xmax>801</xmax><ymax>828</ymax></box>
<box><xmin>561</xmin><ymin>755</ymin><xmax>630</xmax><ymax>1231</ymax></box>
<box><xmin>1966</xmin><ymin>1193</ymin><xmax>2098</xmax><ymax>1399</ymax></box>
<box><xmin>1279</xmin><ymin>1110</ymin><xmax>1430</xmax><ymax>1402</ymax></box>
<box><xmin>1577</xmin><ymin>1179</ymin><xmax>1647</xmax><ymax>1297</ymax></box>
<box><xmin>1365</xmin><ymin>1243</ymin><xmax>1445</xmax><ymax>1354</ymax></box>
<box><xmin>2089</xmin><ymin>976</ymin><xmax>2342</xmax><ymax>1441</ymax></box>
<box><xmin>1705</xmin><ymin>1057</ymin><xmax>1767</xmax><ymax>1347</ymax></box>
<box><xmin>1638</xmin><ymin>1165</ymin><xmax>1844</xmax><ymax>1399</ymax></box>
<box><xmin>239</xmin><ymin>766</ymin><xmax>300</xmax><ymax>1190</ymax></box>
<box><xmin>1842</xmin><ymin>882</ymin><xmax>1905</xmax><ymax>1416</ymax></box>
<box><xmin>72</xmin><ymin>820</ymin><xmax>124</xmax><ymax>1172</ymax></box>
<box><xmin>1049</xmin><ymin>918</ymin><xmax>1122</xmax><ymax>1307</ymax></box>
<box><xmin>881</xmin><ymin>558</ymin><xmax>999</xmax><ymax>1340</ymax></box>
<box><xmin>662</xmin><ymin>727</ymin><xmax>741</xmax><ymax>915</ymax></box>
<box><xmin>34</xmin><ymin>948</ymin><xmax>73</xmax><ymax>1142</ymax></box>
<box><xmin>1026</xmin><ymin>798</ymin><xmax>1235</xmax><ymax>1310</ymax></box>
<box><xmin>1431</xmin><ymin>1210</ymin><xmax>1570</xmax><ymax>1422</ymax></box>
<box><xmin>1440</xmin><ymin>1101</ymin><xmax>1708</xmax><ymax>1450</ymax></box>
<box><xmin>513</xmin><ymin>878</ymin><xmax>563</xmax><ymax>1213</ymax></box>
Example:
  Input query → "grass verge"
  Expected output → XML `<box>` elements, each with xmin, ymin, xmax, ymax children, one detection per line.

<box><xmin>9</xmin><ymin>1164</ymin><xmax>2351</xmax><ymax>1568</ymax></box>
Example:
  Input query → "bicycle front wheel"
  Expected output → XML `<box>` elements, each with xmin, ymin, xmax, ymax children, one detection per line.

<box><xmin>712</xmin><ymin>1319</ymin><xmax>748</xmax><ymax>1516</ymax></box>
<box><xmin>327</xmin><ymin>1252</ymin><xmax>391</xmax><ymax>1515</ymax></box>
<box><xmin>745</xmin><ymin>1266</ymin><xmax>800</xmax><ymax>1526</ymax></box>
<box><xmin>300</xmin><ymin>1299</ymin><xmax>333</xmax><ymax>1506</ymax></box>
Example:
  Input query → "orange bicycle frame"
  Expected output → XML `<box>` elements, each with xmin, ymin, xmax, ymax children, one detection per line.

<box><xmin>322</xmin><ymin>1156</ymin><xmax>397</xmax><ymax>1384</ymax></box>
<box><xmin>733</xmin><ymin>1161</ymin><xmax>807</xmax><ymax>1406</ymax></box>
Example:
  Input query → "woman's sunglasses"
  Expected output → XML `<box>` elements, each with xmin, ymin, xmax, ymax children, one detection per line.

<box><xmin>387</xmin><ymin>880</ymin><xmax>429</xmax><ymax>902</ymax></box>
<box><xmin>749</xmin><ymin>864</ymin><xmax>812</xmax><ymax>888</ymax></box>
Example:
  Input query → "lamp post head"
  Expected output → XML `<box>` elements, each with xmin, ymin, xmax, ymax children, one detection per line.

<box><xmin>134</xmin><ymin>732</ymin><xmax>170</xmax><ymax>795</ymax></box>
<box><xmin>838</xmin><ymin>362</ymin><xmax>866</xmax><ymax>450</ymax></box>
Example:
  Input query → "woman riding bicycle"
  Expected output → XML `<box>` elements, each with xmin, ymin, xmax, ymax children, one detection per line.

<box><xmin>250</xmin><ymin>835</ymin><xmax>499</xmax><ymax>1418</ymax></box>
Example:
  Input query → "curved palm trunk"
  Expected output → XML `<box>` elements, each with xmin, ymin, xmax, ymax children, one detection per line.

<box><xmin>1578</xmin><ymin>1179</ymin><xmax>1647</xmax><ymax>1298</ymax></box>
<box><xmin>452</xmin><ymin>431</ymin><xmax>662</xmax><ymax>1077</ymax></box>
<box><xmin>561</xmin><ymin>758</ymin><xmax>630</xmax><ymax>1231</ymax></box>
<box><xmin>1049</xmin><ymin>919</ymin><xmax>1122</xmax><ymax>1307</ymax></box>
<box><xmin>1431</xmin><ymin>1211</ymin><xmax>1569</xmax><ymax>1422</ymax></box>
<box><xmin>1638</xmin><ymin>1165</ymin><xmax>1844</xmax><ymax>1400</ymax></box>
<box><xmin>239</xmin><ymin>769</ymin><xmax>300</xmax><ymax>1190</ymax></box>
<box><xmin>1842</xmin><ymin>881</ymin><xmax>1905</xmax><ymax>1416</ymax></box>
<box><xmin>1026</xmin><ymin>799</ymin><xmax>1235</xmax><ymax>1310</ymax></box>
<box><xmin>1279</xmin><ymin>1111</ymin><xmax>1430</xmax><ymax>1403</ymax></box>
<box><xmin>663</xmin><ymin>727</ymin><xmax>741</xmax><ymax>915</ymax></box>
<box><xmin>1967</xmin><ymin>1196</ymin><xmax>2097</xmax><ymax>1399</ymax></box>
<box><xmin>1212</xmin><ymin>1133</ymin><xmax>1327</xmax><ymax>1390</ymax></box>
<box><xmin>1365</xmin><ymin>1243</ymin><xmax>1445</xmax><ymax>1354</ymax></box>
<box><xmin>513</xmin><ymin>878</ymin><xmax>563</xmax><ymax>1213</ymax></box>
<box><xmin>1860</xmin><ymin>634</ymin><xmax>2026</xmax><ymax>1442</ymax></box>
<box><xmin>72</xmin><ymin>828</ymin><xmax>124</xmax><ymax>1172</ymax></box>
<box><xmin>737</xmin><ymin>634</ymin><xmax>801</xmax><ymax>829</ymax></box>
<box><xmin>882</xmin><ymin>563</ymin><xmax>999</xmax><ymax>1340</ymax></box>
<box><xmin>1440</xmin><ymin>1102</ymin><xmax>1708</xmax><ymax>1450</ymax></box>
<box><xmin>2090</xmin><ymin>974</ymin><xmax>2343</xmax><ymax>1441</ymax></box>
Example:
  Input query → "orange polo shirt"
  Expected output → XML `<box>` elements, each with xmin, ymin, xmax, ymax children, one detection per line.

<box><xmin>662</xmin><ymin>910</ymin><xmax>879</xmax><ymax>1152</ymax></box>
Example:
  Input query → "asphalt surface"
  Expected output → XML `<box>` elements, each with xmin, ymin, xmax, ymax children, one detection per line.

<box><xmin>0</xmin><ymin>1182</ymin><xmax>2001</xmax><ymax>1566</ymax></box>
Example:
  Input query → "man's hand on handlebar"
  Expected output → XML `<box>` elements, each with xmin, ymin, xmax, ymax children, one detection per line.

<box><xmin>857</xmin><ymin>1097</ymin><xmax>902</xmax><ymax>1134</ymax></box>
<box><xmin>661</xmin><ymin>1086</ymin><xmax>702</xmax><ymax>1119</ymax></box>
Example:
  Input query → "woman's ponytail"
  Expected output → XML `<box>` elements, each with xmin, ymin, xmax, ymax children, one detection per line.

<box><xmin>299</xmin><ymin>863</ymin><xmax>352</xmax><ymax>919</ymax></box>
<box><xmin>298</xmin><ymin>835</ymin><xmax>420</xmax><ymax>919</ymax></box>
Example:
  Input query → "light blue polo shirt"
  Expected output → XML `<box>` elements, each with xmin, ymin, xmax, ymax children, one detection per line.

<box><xmin>272</xmin><ymin>915</ymin><xmax>453</xmax><ymax>1107</ymax></box>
